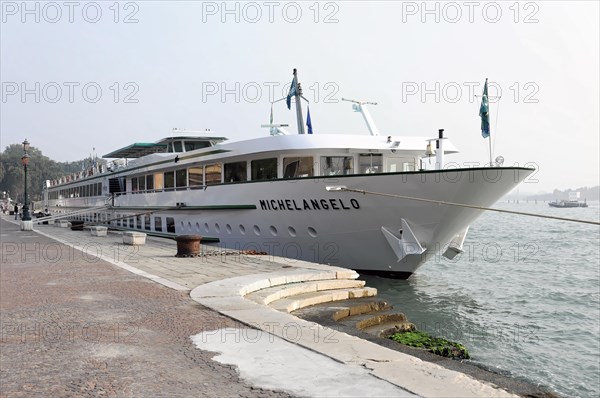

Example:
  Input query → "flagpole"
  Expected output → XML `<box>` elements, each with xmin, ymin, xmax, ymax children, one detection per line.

<box><xmin>293</xmin><ymin>69</ymin><xmax>305</xmax><ymax>135</ymax></box>
<box><xmin>488</xmin><ymin>133</ymin><xmax>493</xmax><ymax>166</ymax></box>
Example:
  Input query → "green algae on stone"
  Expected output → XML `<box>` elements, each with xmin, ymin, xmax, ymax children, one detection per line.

<box><xmin>389</xmin><ymin>330</ymin><xmax>470</xmax><ymax>359</ymax></box>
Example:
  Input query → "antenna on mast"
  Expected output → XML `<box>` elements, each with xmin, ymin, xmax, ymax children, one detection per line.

<box><xmin>342</xmin><ymin>98</ymin><xmax>380</xmax><ymax>136</ymax></box>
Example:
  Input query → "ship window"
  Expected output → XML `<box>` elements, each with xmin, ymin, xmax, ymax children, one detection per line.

<box><xmin>155</xmin><ymin>216</ymin><xmax>162</xmax><ymax>232</ymax></box>
<box><xmin>131</xmin><ymin>178</ymin><xmax>138</xmax><ymax>193</ymax></box>
<box><xmin>164</xmin><ymin>171</ymin><xmax>175</xmax><ymax>189</ymax></box>
<box><xmin>224</xmin><ymin>161</ymin><xmax>247</xmax><ymax>182</ymax></box>
<box><xmin>144</xmin><ymin>214</ymin><xmax>151</xmax><ymax>230</ymax></box>
<box><xmin>154</xmin><ymin>173</ymin><xmax>164</xmax><ymax>190</ymax></box>
<box><xmin>387</xmin><ymin>157</ymin><xmax>415</xmax><ymax>173</ymax></box>
<box><xmin>251</xmin><ymin>158</ymin><xmax>277</xmax><ymax>180</ymax></box>
<box><xmin>129</xmin><ymin>217</ymin><xmax>134</xmax><ymax>228</ymax></box>
<box><xmin>138</xmin><ymin>176</ymin><xmax>146</xmax><ymax>192</ymax></box>
<box><xmin>173</xmin><ymin>141</ymin><xmax>183</xmax><ymax>152</ymax></box>
<box><xmin>321</xmin><ymin>156</ymin><xmax>354</xmax><ymax>176</ymax></box>
<box><xmin>188</xmin><ymin>167</ymin><xmax>203</xmax><ymax>188</ymax></box>
<box><xmin>359</xmin><ymin>154</ymin><xmax>383</xmax><ymax>174</ymax></box>
<box><xmin>146</xmin><ymin>175</ymin><xmax>154</xmax><ymax>191</ymax></box>
<box><xmin>176</xmin><ymin>169</ymin><xmax>187</xmax><ymax>187</ymax></box>
<box><xmin>205</xmin><ymin>164</ymin><xmax>222</xmax><ymax>185</ymax></box>
<box><xmin>136</xmin><ymin>215</ymin><xmax>142</xmax><ymax>229</ymax></box>
<box><xmin>283</xmin><ymin>157</ymin><xmax>314</xmax><ymax>178</ymax></box>
<box><xmin>185</xmin><ymin>141</ymin><xmax>210</xmax><ymax>151</ymax></box>
<box><xmin>166</xmin><ymin>217</ymin><xmax>175</xmax><ymax>233</ymax></box>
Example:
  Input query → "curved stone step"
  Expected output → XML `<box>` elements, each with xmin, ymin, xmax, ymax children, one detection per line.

<box><xmin>245</xmin><ymin>279</ymin><xmax>366</xmax><ymax>305</ymax></box>
<box><xmin>270</xmin><ymin>287</ymin><xmax>378</xmax><ymax>313</ymax></box>
<box><xmin>332</xmin><ymin>301</ymin><xmax>392</xmax><ymax>321</ymax></box>
<box><xmin>356</xmin><ymin>313</ymin><xmax>416</xmax><ymax>338</ymax></box>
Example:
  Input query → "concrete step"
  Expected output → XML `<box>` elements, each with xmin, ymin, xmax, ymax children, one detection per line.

<box><xmin>354</xmin><ymin>313</ymin><xmax>416</xmax><ymax>338</ymax></box>
<box><xmin>270</xmin><ymin>287</ymin><xmax>378</xmax><ymax>313</ymax></box>
<box><xmin>331</xmin><ymin>300</ymin><xmax>392</xmax><ymax>321</ymax></box>
<box><xmin>245</xmin><ymin>279</ymin><xmax>367</xmax><ymax>305</ymax></box>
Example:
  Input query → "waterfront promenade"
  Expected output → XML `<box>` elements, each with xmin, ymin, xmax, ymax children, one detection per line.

<box><xmin>1</xmin><ymin>217</ymin><xmax>518</xmax><ymax>397</ymax></box>
<box><xmin>0</xmin><ymin>218</ymin><xmax>296</xmax><ymax>397</ymax></box>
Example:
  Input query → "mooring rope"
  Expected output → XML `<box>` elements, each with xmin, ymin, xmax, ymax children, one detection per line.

<box><xmin>332</xmin><ymin>187</ymin><xmax>600</xmax><ymax>226</ymax></box>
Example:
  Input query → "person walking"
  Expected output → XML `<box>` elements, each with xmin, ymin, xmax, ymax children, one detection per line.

<box><xmin>14</xmin><ymin>204</ymin><xmax>19</xmax><ymax>220</ymax></box>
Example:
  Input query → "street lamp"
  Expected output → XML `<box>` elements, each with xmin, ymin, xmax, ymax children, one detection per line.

<box><xmin>21</xmin><ymin>139</ymin><xmax>31</xmax><ymax>221</ymax></box>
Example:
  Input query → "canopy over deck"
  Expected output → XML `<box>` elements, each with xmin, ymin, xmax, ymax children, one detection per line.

<box><xmin>103</xmin><ymin>143</ymin><xmax>167</xmax><ymax>159</ymax></box>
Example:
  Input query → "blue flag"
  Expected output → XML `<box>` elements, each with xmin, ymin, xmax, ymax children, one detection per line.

<box><xmin>306</xmin><ymin>106</ymin><xmax>313</xmax><ymax>134</ymax></box>
<box><xmin>479</xmin><ymin>79</ymin><xmax>490</xmax><ymax>138</ymax></box>
<box><xmin>286</xmin><ymin>78</ymin><xmax>297</xmax><ymax>110</ymax></box>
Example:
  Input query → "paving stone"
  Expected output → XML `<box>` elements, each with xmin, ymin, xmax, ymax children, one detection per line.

<box><xmin>0</xmin><ymin>218</ymin><xmax>295</xmax><ymax>398</ymax></box>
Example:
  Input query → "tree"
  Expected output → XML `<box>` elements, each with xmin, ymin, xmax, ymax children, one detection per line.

<box><xmin>0</xmin><ymin>144</ymin><xmax>104</xmax><ymax>202</ymax></box>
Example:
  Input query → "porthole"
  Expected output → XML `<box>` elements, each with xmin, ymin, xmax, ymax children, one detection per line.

<box><xmin>204</xmin><ymin>222</ymin><xmax>210</xmax><ymax>232</ymax></box>
<box><xmin>195</xmin><ymin>222</ymin><xmax>201</xmax><ymax>233</ymax></box>
<box><xmin>288</xmin><ymin>226</ymin><xmax>297</xmax><ymax>237</ymax></box>
<box><xmin>308</xmin><ymin>227</ymin><xmax>317</xmax><ymax>238</ymax></box>
<box><xmin>215</xmin><ymin>223</ymin><xmax>221</xmax><ymax>234</ymax></box>
<box><xmin>226</xmin><ymin>224</ymin><xmax>232</xmax><ymax>234</ymax></box>
<box><xmin>269</xmin><ymin>226</ymin><xmax>278</xmax><ymax>236</ymax></box>
<box><xmin>253</xmin><ymin>225</ymin><xmax>261</xmax><ymax>236</ymax></box>
<box><xmin>188</xmin><ymin>221</ymin><xmax>192</xmax><ymax>232</ymax></box>
<box><xmin>239</xmin><ymin>224</ymin><xmax>246</xmax><ymax>235</ymax></box>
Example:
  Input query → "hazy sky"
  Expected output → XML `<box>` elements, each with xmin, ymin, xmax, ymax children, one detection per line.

<box><xmin>1</xmin><ymin>1</ymin><xmax>598</xmax><ymax>193</ymax></box>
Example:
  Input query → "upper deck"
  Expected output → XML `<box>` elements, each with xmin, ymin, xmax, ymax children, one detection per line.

<box><xmin>45</xmin><ymin>132</ymin><xmax>459</xmax><ymax>193</ymax></box>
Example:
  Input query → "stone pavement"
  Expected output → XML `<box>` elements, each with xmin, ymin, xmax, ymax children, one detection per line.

<box><xmin>25</xmin><ymin>220</ymin><xmax>330</xmax><ymax>291</ymax></box>
<box><xmin>1</xmin><ymin>217</ymin><xmax>519</xmax><ymax>397</ymax></box>
<box><xmin>0</xmin><ymin>218</ymin><xmax>295</xmax><ymax>398</ymax></box>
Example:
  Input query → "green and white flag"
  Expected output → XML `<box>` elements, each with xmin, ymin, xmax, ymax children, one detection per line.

<box><xmin>479</xmin><ymin>78</ymin><xmax>490</xmax><ymax>138</ymax></box>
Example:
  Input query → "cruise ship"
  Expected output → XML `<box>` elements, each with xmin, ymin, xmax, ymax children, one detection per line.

<box><xmin>41</xmin><ymin>70</ymin><xmax>534</xmax><ymax>278</ymax></box>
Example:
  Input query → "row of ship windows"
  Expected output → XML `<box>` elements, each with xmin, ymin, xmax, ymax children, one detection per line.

<box><xmin>49</xmin><ymin>182</ymin><xmax>102</xmax><ymax>200</ymax></box>
<box><xmin>126</xmin><ymin>154</ymin><xmax>396</xmax><ymax>193</ymax></box>
<box><xmin>71</xmin><ymin>213</ymin><xmax>318</xmax><ymax>237</ymax></box>
<box><xmin>49</xmin><ymin>154</ymin><xmax>415</xmax><ymax>197</ymax></box>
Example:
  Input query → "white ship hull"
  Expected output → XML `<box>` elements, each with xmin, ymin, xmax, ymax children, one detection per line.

<box><xmin>48</xmin><ymin>167</ymin><xmax>532</xmax><ymax>277</ymax></box>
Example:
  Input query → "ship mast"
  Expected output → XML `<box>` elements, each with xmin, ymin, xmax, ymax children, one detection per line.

<box><xmin>293</xmin><ymin>69</ymin><xmax>306</xmax><ymax>135</ymax></box>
